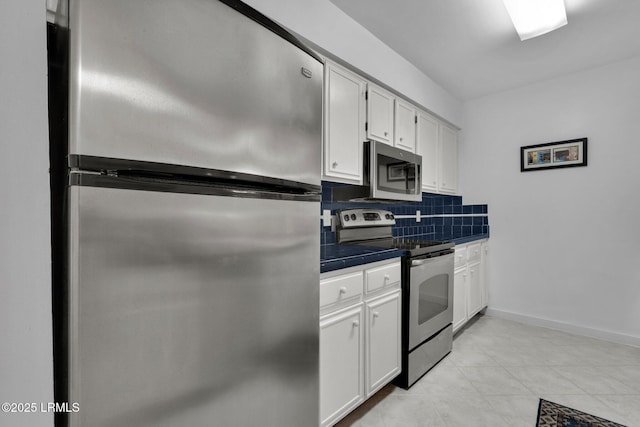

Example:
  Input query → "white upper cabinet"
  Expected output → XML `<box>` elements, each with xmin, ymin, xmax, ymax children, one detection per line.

<box><xmin>323</xmin><ymin>61</ymin><xmax>366</xmax><ymax>184</ymax></box>
<box><xmin>416</xmin><ymin>110</ymin><xmax>458</xmax><ymax>195</ymax></box>
<box><xmin>366</xmin><ymin>83</ymin><xmax>394</xmax><ymax>146</ymax></box>
<box><xmin>393</xmin><ymin>99</ymin><xmax>416</xmax><ymax>153</ymax></box>
<box><xmin>416</xmin><ymin>110</ymin><xmax>439</xmax><ymax>192</ymax></box>
<box><xmin>322</xmin><ymin>62</ymin><xmax>458</xmax><ymax>193</ymax></box>
<box><xmin>438</xmin><ymin>123</ymin><xmax>458</xmax><ymax>194</ymax></box>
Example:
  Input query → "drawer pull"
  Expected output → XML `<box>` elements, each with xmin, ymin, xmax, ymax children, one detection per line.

<box><xmin>373</xmin><ymin>312</ymin><xmax>380</xmax><ymax>318</ymax></box>
<box><xmin>352</xmin><ymin>320</ymin><xmax>359</xmax><ymax>327</ymax></box>
<box><xmin>339</xmin><ymin>287</ymin><xmax>348</xmax><ymax>295</ymax></box>
<box><xmin>384</xmin><ymin>274</ymin><xmax>390</xmax><ymax>281</ymax></box>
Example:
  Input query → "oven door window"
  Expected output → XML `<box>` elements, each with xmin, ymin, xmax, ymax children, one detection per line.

<box><xmin>418</xmin><ymin>274</ymin><xmax>449</xmax><ymax>324</ymax></box>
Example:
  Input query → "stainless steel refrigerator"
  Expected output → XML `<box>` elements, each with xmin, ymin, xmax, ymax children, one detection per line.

<box><xmin>48</xmin><ymin>0</ymin><xmax>323</xmax><ymax>425</ymax></box>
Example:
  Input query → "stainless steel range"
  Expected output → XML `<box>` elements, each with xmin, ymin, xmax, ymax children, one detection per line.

<box><xmin>336</xmin><ymin>209</ymin><xmax>454</xmax><ymax>388</ymax></box>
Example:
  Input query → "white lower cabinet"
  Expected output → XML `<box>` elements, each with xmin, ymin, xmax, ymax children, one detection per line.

<box><xmin>320</xmin><ymin>305</ymin><xmax>364</xmax><ymax>426</ymax></box>
<box><xmin>481</xmin><ymin>241</ymin><xmax>490</xmax><ymax>308</ymax></box>
<box><xmin>467</xmin><ymin>261</ymin><xmax>482</xmax><ymax>318</ymax></box>
<box><xmin>365</xmin><ymin>291</ymin><xmax>401</xmax><ymax>397</ymax></box>
<box><xmin>452</xmin><ymin>267</ymin><xmax>468</xmax><ymax>332</ymax></box>
<box><xmin>320</xmin><ymin>259</ymin><xmax>401</xmax><ymax>427</ymax></box>
<box><xmin>453</xmin><ymin>240</ymin><xmax>489</xmax><ymax>333</ymax></box>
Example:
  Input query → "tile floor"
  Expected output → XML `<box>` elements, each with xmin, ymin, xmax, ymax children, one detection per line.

<box><xmin>335</xmin><ymin>314</ymin><xmax>640</xmax><ymax>426</ymax></box>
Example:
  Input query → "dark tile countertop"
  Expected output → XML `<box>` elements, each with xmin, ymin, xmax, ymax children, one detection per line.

<box><xmin>320</xmin><ymin>233</ymin><xmax>489</xmax><ymax>274</ymax></box>
<box><xmin>449</xmin><ymin>234</ymin><xmax>490</xmax><ymax>245</ymax></box>
<box><xmin>320</xmin><ymin>244</ymin><xmax>405</xmax><ymax>273</ymax></box>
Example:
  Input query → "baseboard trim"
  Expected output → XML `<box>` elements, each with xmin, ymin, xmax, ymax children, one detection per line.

<box><xmin>484</xmin><ymin>308</ymin><xmax>640</xmax><ymax>348</ymax></box>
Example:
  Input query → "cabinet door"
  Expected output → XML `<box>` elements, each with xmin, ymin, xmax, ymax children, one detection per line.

<box><xmin>416</xmin><ymin>111</ymin><xmax>439</xmax><ymax>192</ymax></box>
<box><xmin>365</xmin><ymin>291</ymin><xmax>401</xmax><ymax>397</ymax></box>
<box><xmin>320</xmin><ymin>305</ymin><xmax>364</xmax><ymax>427</ymax></box>
<box><xmin>324</xmin><ymin>62</ymin><xmax>366</xmax><ymax>183</ymax></box>
<box><xmin>481</xmin><ymin>242</ymin><xmax>489</xmax><ymax>308</ymax></box>
<box><xmin>438</xmin><ymin>123</ymin><xmax>458</xmax><ymax>194</ymax></box>
<box><xmin>467</xmin><ymin>261</ymin><xmax>482</xmax><ymax>318</ymax></box>
<box><xmin>394</xmin><ymin>99</ymin><xmax>416</xmax><ymax>152</ymax></box>
<box><xmin>366</xmin><ymin>83</ymin><xmax>394</xmax><ymax>145</ymax></box>
<box><xmin>453</xmin><ymin>268</ymin><xmax>467</xmax><ymax>333</ymax></box>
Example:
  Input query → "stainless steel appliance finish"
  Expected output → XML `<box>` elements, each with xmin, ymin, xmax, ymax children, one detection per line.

<box><xmin>408</xmin><ymin>252</ymin><xmax>454</xmax><ymax>350</ymax></box>
<box><xmin>68</xmin><ymin>185</ymin><xmax>319</xmax><ymax>426</ymax></box>
<box><xmin>69</xmin><ymin>0</ymin><xmax>322</xmax><ymax>187</ymax></box>
<box><xmin>332</xmin><ymin>141</ymin><xmax>422</xmax><ymax>202</ymax></box>
<box><xmin>400</xmin><ymin>251</ymin><xmax>454</xmax><ymax>388</ymax></box>
<box><xmin>50</xmin><ymin>1</ymin><xmax>322</xmax><ymax>426</ymax></box>
<box><xmin>335</xmin><ymin>209</ymin><xmax>454</xmax><ymax>389</ymax></box>
<box><xmin>369</xmin><ymin>141</ymin><xmax>422</xmax><ymax>202</ymax></box>
<box><xmin>406</xmin><ymin>325</ymin><xmax>452</xmax><ymax>387</ymax></box>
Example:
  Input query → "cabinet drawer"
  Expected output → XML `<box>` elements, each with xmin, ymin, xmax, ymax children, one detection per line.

<box><xmin>320</xmin><ymin>271</ymin><xmax>363</xmax><ymax>309</ymax></box>
<box><xmin>467</xmin><ymin>243</ymin><xmax>482</xmax><ymax>263</ymax></box>
<box><xmin>454</xmin><ymin>246</ymin><xmax>467</xmax><ymax>269</ymax></box>
<box><xmin>364</xmin><ymin>262</ymin><xmax>401</xmax><ymax>294</ymax></box>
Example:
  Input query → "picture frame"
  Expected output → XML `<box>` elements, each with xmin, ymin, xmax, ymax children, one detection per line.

<box><xmin>387</xmin><ymin>163</ymin><xmax>407</xmax><ymax>181</ymax></box>
<box><xmin>521</xmin><ymin>138</ymin><xmax>587</xmax><ymax>172</ymax></box>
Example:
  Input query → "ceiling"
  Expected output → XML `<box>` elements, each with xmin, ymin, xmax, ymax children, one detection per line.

<box><xmin>329</xmin><ymin>0</ymin><xmax>640</xmax><ymax>101</ymax></box>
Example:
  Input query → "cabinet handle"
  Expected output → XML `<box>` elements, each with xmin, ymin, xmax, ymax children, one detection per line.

<box><xmin>352</xmin><ymin>320</ymin><xmax>359</xmax><ymax>327</ymax></box>
<box><xmin>399</xmin><ymin>137</ymin><xmax>403</xmax><ymax>142</ymax></box>
<box><xmin>332</xmin><ymin>161</ymin><xmax>338</xmax><ymax>168</ymax></box>
<box><xmin>339</xmin><ymin>287</ymin><xmax>347</xmax><ymax>294</ymax></box>
<box><xmin>373</xmin><ymin>312</ymin><xmax>380</xmax><ymax>318</ymax></box>
<box><xmin>383</xmin><ymin>274</ymin><xmax>390</xmax><ymax>281</ymax></box>
<box><xmin>384</xmin><ymin>131</ymin><xmax>388</xmax><ymax>136</ymax></box>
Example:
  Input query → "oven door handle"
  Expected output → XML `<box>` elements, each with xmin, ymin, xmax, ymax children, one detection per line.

<box><xmin>411</xmin><ymin>259</ymin><xmax>427</xmax><ymax>267</ymax></box>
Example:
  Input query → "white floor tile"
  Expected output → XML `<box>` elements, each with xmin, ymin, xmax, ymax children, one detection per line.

<box><xmin>504</xmin><ymin>366</ymin><xmax>587</xmax><ymax>395</ymax></box>
<box><xmin>334</xmin><ymin>314</ymin><xmax>640</xmax><ymax>427</ymax></box>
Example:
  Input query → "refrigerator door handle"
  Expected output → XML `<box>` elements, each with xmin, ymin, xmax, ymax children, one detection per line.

<box><xmin>69</xmin><ymin>169</ymin><xmax>321</xmax><ymax>202</ymax></box>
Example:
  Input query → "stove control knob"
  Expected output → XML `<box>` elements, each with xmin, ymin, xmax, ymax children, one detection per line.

<box><xmin>343</xmin><ymin>214</ymin><xmax>349</xmax><ymax>222</ymax></box>
<box><xmin>385</xmin><ymin>214</ymin><xmax>390</xmax><ymax>219</ymax></box>
<box><xmin>350</xmin><ymin>214</ymin><xmax>356</xmax><ymax>221</ymax></box>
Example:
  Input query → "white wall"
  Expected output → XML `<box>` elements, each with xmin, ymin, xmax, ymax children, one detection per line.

<box><xmin>460</xmin><ymin>56</ymin><xmax>640</xmax><ymax>345</ymax></box>
<box><xmin>243</xmin><ymin>0</ymin><xmax>463</xmax><ymax>126</ymax></box>
<box><xmin>0</xmin><ymin>1</ymin><xmax>54</xmax><ymax>427</ymax></box>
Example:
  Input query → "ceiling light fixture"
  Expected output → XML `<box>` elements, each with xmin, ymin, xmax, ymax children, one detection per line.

<box><xmin>502</xmin><ymin>0</ymin><xmax>567</xmax><ymax>41</ymax></box>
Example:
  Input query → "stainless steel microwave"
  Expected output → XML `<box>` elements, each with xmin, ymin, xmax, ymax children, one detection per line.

<box><xmin>332</xmin><ymin>141</ymin><xmax>422</xmax><ymax>202</ymax></box>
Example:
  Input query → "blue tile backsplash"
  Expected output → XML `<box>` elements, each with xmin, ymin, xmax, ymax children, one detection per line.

<box><xmin>320</xmin><ymin>181</ymin><xmax>489</xmax><ymax>246</ymax></box>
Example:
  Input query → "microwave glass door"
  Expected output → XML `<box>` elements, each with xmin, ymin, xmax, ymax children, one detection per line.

<box><xmin>376</xmin><ymin>153</ymin><xmax>418</xmax><ymax>195</ymax></box>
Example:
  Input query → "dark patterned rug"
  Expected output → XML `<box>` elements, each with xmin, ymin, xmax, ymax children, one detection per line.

<box><xmin>536</xmin><ymin>399</ymin><xmax>626</xmax><ymax>427</ymax></box>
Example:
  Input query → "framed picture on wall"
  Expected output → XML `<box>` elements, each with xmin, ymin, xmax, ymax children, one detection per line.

<box><xmin>521</xmin><ymin>138</ymin><xmax>587</xmax><ymax>172</ymax></box>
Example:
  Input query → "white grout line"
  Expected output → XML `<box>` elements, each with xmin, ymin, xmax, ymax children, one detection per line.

<box><xmin>395</xmin><ymin>213</ymin><xmax>488</xmax><ymax>219</ymax></box>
